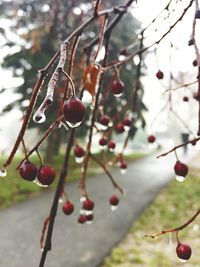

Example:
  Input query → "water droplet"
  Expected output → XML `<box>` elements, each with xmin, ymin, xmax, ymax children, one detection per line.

<box><xmin>85</xmin><ymin>210</ymin><xmax>93</xmax><ymax>215</ymax></box>
<box><xmin>111</xmin><ymin>205</ymin><xmax>118</xmax><ymax>211</ymax></box>
<box><xmin>33</xmin><ymin>111</ymin><xmax>46</xmax><ymax>123</ymax></box>
<box><xmin>108</xmin><ymin>148</ymin><xmax>114</xmax><ymax>152</ymax></box>
<box><xmin>86</xmin><ymin>221</ymin><xmax>93</xmax><ymax>225</ymax></box>
<box><xmin>75</xmin><ymin>157</ymin><xmax>84</xmax><ymax>164</ymax></box>
<box><xmin>66</xmin><ymin>121</ymin><xmax>82</xmax><ymax>128</ymax></box>
<box><xmin>33</xmin><ymin>178</ymin><xmax>48</xmax><ymax>187</ymax></box>
<box><xmin>80</xmin><ymin>209</ymin><xmax>86</xmax><ymax>215</ymax></box>
<box><xmin>80</xmin><ymin>196</ymin><xmax>86</xmax><ymax>203</ymax></box>
<box><xmin>40</xmin><ymin>248</ymin><xmax>44</xmax><ymax>252</ymax></box>
<box><xmin>120</xmin><ymin>169</ymin><xmax>127</xmax><ymax>175</ymax></box>
<box><xmin>99</xmin><ymin>125</ymin><xmax>108</xmax><ymax>131</ymax></box>
<box><xmin>0</xmin><ymin>168</ymin><xmax>7</xmax><ymax>177</ymax></box>
<box><xmin>114</xmin><ymin>93</ymin><xmax>123</xmax><ymax>98</ymax></box>
<box><xmin>108</xmin><ymin>121</ymin><xmax>113</xmax><ymax>127</ymax></box>
<box><xmin>59</xmin><ymin>197</ymin><xmax>64</xmax><ymax>204</ymax></box>
<box><xmin>124</xmin><ymin>125</ymin><xmax>130</xmax><ymax>132</ymax></box>
<box><xmin>180</xmin><ymin>259</ymin><xmax>187</xmax><ymax>263</ymax></box>
<box><xmin>175</xmin><ymin>175</ymin><xmax>185</xmax><ymax>182</ymax></box>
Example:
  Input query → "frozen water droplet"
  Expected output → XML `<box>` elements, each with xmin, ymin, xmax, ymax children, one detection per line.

<box><xmin>33</xmin><ymin>178</ymin><xmax>48</xmax><ymax>187</ymax></box>
<box><xmin>75</xmin><ymin>156</ymin><xmax>84</xmax><ymax>164</ymax></box>
<box><xmin>85</xmin><ymin>210</ymin><xmax>93</xmax><ymax>215</ymax></box>
<box><xmin>59</xmin><ymin>197</ymin><xmax>64</xmax><ymax>204</ymax></box>
<box><xmin>0</xmin><ymin>168</ymin><xmax>7</xmax><ymax>177</ymax></box>
<box><xmin>80</xmin><ymin>209</ymin><xmax>86</xmax><ymax>215</ymax></box>
<box><xmin>114</xmin><ymin>93</ymin><xmax>123</xmax><ymax>98</ymax></box>
<box><xmin>66</xmin><ymin>121</ymin><xmax>82</xmax><ymax>128</ymax></box>
<box><xmin>120</xmin><ymin>169</ymin><xmax>127</xmax><ymax>175</ymax></box>
<box><xmin>80</xmin><ymin>196</ymin><xmax>86</xmax><ymax>203</ymax></box>
<box><xmin>40</xmin><ymin>248</ymin><xmax>44</xmax><ymax>252</ymax></box>
<box><xmin>33</xmin><ymin>111</ymin><xmax>46</xmax><ymax>123</ymax></box>
<box><xmin>175</xmin><ymin>175</ymin><xmax>185</xmax><ymax>182</ymax></box>
<box><xmin>111</xmin><ymin>205</ymin><xmax>118</xmax><ymax>211</ymax></box>
<box><xmin>109</xmin><ymin>148</ymin><xmax>114</xmax><ymax>152</ymax></box>
<box><xmin>86</xmin><ymin>221</ymin><xmax>93</xmax><ymax>225</ymax></box>
<box><xmin>180</xmin><ymin>259</ymin><xmax>187</xmax><ymax>263</ymax></box>
<box><xmin>124</xmin><ymin>125</ymin><xmax>130</xmax><ymax>132</ymax></box>
<box><xmin>100</xmin><ymin>124</ymin><xmax>108</xmax><ymax>131</ymax></box>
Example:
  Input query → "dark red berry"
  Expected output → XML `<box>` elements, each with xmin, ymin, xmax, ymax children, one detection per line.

<box><xmin>193</xmin><ymin>59</ymin><xmax>198</xmax><ymax>67</ymax></box>
<box><xmin>191</xmin><ymin>139</ymin><xmax>196</xmax><ymax>146</ymax></box>
<box><xmin>188</xmin><ymin>39</ymin><xmax>194</xmax><ymax>46</ymax></box>
<box><xmin>99</xmin><ymin>115</ymin><xmax>110</xmax><ymax>126</ymax></box>
<box><xmin>148</xmin><ymin>135</ymin><xmax>156</xmax><ymax>143</ymax></box>
<box><xmin>156</xmin><ymin>70</ymin><xmax>164</xmax><ymax>80</ymax></box>
<box><xmin>74</xmin><ymin>145</ymin><xmax>84</xmax><ymax>158</ymax></box>
<box><xmin>108</xmin><ymin>141</ymin><xmax>116</xmax><ymax>150</ymax></box>
<box><xmin>85</xmin><ymin>214</ymin><xmax>94</xmax><ymax>222</ymax></box>
<box><xmin>111</xmin><ymin>80</ymin><xmax>124</xmax><ymax>96</ymax></box>
<box><xmin>62</xmin><ymin>200</ymin><xmax>74</xmax><ymax>215</ymax></box>
<box><xmin>116</xmin><ymin>123</ymin><xmax>125</xmax><ymax>133</ymax></box>
<box><xmin>109</xmin><ymin>195</ymin><xmax>119</xmax><ymax>206</ymax></box>
<box><xmin>176</xmin><ymin>243</ymin><xmax>192</xmax><ymax>260</ymax></box>
<box><xmin>83</xmin><ymin>198</ymin><xmax>94</xmax><ymax>211</ymax></box>
<box><xmin>183</xmin><ymin>96</ymin><xmax>189</xmax><ymax>102</ymax></box>
<box><xmin>19</xmin><ymin>160</ymin><xmax>38</xmax><ymax>181</ymax></box>
<box><xmin>77</xmin><ymin>214</ymin><xmax>86</xmax><ymax>224</ymax></box>
<box><xmin>174</xmin><ymin>161</ymin><xmax>188</xmax><ymax>177</ymax></box>
<box><xmin>37</xmin><ymin>165</ymin><xmax>56</xmax><ymax>186</ymax></box>
<box><xmin>119</xmin><ymin>48</ymin><xmax>128</xmax><ymax>56</ymax></box>
<box><xmin>62</xmin><ymin>96</ymin><xmax>86</xmax><ymax>127</ymax></box>
<box><xmin>193</xmin><ymin>91</ymin><xmax>200</xmax><ymax>101</ymax></box>
<box><xmin>99</xmin><ymin>137</ymin><xmax>107</xmax><ymax>146</ymax></box>
<box><xmin>123</xmin><ymin>118</ymin><xmax>131</xmax><ymax>127</ymax></box>
<box><xmin>120</xmin><ymin>161</ymin><xmax>127</xmax><ymax>169</ymax></box>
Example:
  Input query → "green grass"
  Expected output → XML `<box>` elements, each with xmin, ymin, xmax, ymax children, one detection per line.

<box><xmin>102</xmin><ymin>164</ymin><xmax>200</xmax><ymax>267</ymax></box>
<box><xmin>0</xmin><ymin>150</ymin><xmax>147</xmax><ymax>209</ymax></box>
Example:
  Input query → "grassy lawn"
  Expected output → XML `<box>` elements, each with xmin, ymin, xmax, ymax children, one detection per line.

<box><xmin>0</xmin><ymin>150</ymin><xmax>147</xmax><ymax>209</ymax></box>
<box><xmin>102</xmin><ymin>159</ymin><xmax>200</xmax><ymax>267</ymax></box>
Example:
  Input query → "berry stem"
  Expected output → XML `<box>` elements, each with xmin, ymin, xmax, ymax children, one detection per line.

<box><xmin>61</xmin><ymin>70</ymin><xmax>76</xmax><ymax>97</ymax></box>
<box><xmin>145</xmin><ymin>208</ymin><xmax>200</xmax><ymax>239</ymax></box>
<box><xmin>89</xmin><ymin>153</ymin><xmax>124</xmax><ymax>194</ymax></box>
<box><xmin>157</xmin><ymin>137</ymin><xmax>200</xmax><ymax>158</ymax></box>
<box><xmin>36</xmin><ymin>150</ymin><xmax>43</xmax><ymax>166</ymax></box>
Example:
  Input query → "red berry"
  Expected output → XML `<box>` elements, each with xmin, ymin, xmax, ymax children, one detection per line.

<box><xmin>74</xmin><ymin>145</ymin><xmax>84</xmax><ymax>158</ymax></box>
<box><xmin>120</xmin><ymin>161</ymin><xmax>127</xmax><ymax>169</ymax></box>
<box><xmin>99</xmin><ymin>115</ymin><xmax>110</xmax><ymax>126</ymax></box>
<box><xmin>62</xmin><ymin>200</ymin><xmax>74</xmax><ymax>215</ymax></box>
<box><xmin>109</xmin><ymin>195</ymin><xmax>119</xmax><ymax>206</ymax></box>
<box><xmin>193</xmin><ymin>59</ymin><xmax>198</xmax><ymax>67</ymax></box>
<box><xmin>116</xmin><ymin>123</ymin><xmax>125</xmax><ymax>133</ymax></box>
<box><xmin>77</xmin><ymin>214</ymin><xmax>86</xmax><ymax>224</ymax></box>
<box><xmin>99</xmin><ymin>137</ymin><xmax>107</xmax><ymax>146</ymax></box>
<box><xmin>148</xmin><ymin>135</ymin><xmax>156</xmax><ymax>143</ymax></box>
<box><xmin>156</xmin><ymin>70</ymin><xmax>164</xmax><ymax>80</ymax></box>
<box><xmin>191</xmin><ymin>139</ymin><xmax>196</xmax><ymax>146</ymax></box>
<box><xmin>83</xmin><ymin>198</ymin><xmax>95</xmax><ymax>210</ymax></box>
<box><xmin>85</xmin><ymin>213</ymin><xmax>94</xmax><ymax>222</ymax></box>
<box><xmin>123</xmin><ymin>118</ymin><xmax>131</xmax><ymax>127</ymax></box>
<box><xmin>176</xmin><ymin>243</ymin><xmax>192</xmax><ymax>260</ymax></box>
<box><xmin>188</xmin><ymin>39</ymin><xmax>194</xmax><ymax>46</ymax></box>
<box><xmin>174</xmin><ymin>161</ymin><xmax>188</xmax><ymax>177</ymax></box>
<box><xmin>183</xmin><ymin>96</ymin><xmax>189</xmax><ymax>102</ymax></box>
<box><xmin>62</xmin><ymin>96</ymin><xmax>86</xmax><ymax>128</ymax></box>
<box><xmin>19</xmin><ymin>160</ymin><xmax>38</xmax><ymax>181</ymax></box>
<box><xmin>108</xmin><ymin>141</ymin><xmax>116</xmax><ymax>150</ymax></box>
<box><xmin>111</xmin><ymin>80</ymin><xmax>124</xmax><ymax>96</ymax></box>
<box><xmin>119</xmin><ymin>48</ymin><xmax>128</xmax><ymax>56</ymax></box>
<box><xmin>37</xmin><ymin>165</ymin><xmax>56</xmax><ymax>186</ymax></box>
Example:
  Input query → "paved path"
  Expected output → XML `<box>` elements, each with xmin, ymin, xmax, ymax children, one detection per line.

<box><xmin>0</xmin><ymin>152</ymin><xmax>195</xmax><ymax>267</ymax></box>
